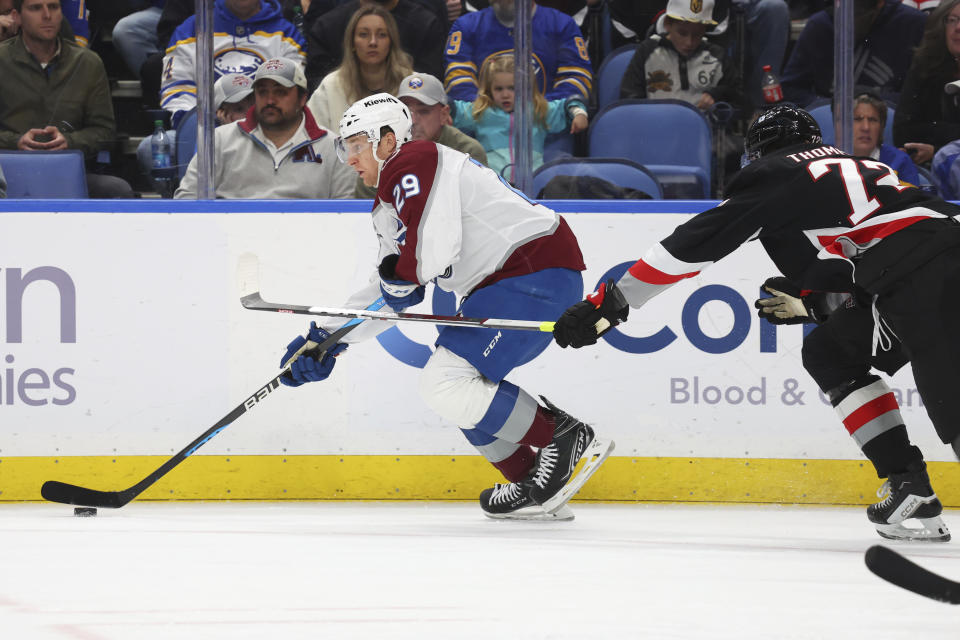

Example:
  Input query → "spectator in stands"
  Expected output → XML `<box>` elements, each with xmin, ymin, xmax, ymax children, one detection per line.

<box><xmin>450</xmin><ymin>54</ymin><xmax>587</xmax><ymax>182</ymax></box>
<box><xmin>305</xmin><ymin>0</ymin><xmax>445</xmax><ymax>93</ymax></box>
<box><xmin>112</xmin><ymin>1</ymin><xmax>164</xmax><ymax>79</ymax></box>
<box><xmin>161</xmin><ymin>0</ymin><xmax>305</xmax><ymax>128</ymax></box>
<box><xmin>0</xmin><ymin>0</ymin><xmax>20</xmax><ymax>39</ymax></box>
<box><xmin>781</xmin><ymin>0</ymin><xmax>927</xmax><ymax>107</ymax></box>
<box><xmin>0</xmin><ymin>0</ymin><xmax>77</xmax><ymax>42</ymax></box>
<box><xmin>175</xmin><ymin>58</ymin><xmax>355</xmax><ymax>199</ymax></box>
<box><xmin>398</xmin><ymin>72</ymin><xmax>486</xmax><ymax>164</ymax></box>
<box><xmin>620</xmin><ymin>0</ymin><xmax>741</xmax><ymax>113</ymax></box>
<box><xmin>851</xmin><ymin>93</ymin><xmax>920</xmax><ymax>185</ymax></box>
<box><xmin>139</xmin><ymin>0</ymin><xmax>192</xmax><ymax>109</ymax></box>
<box><xmin>353</xmin><ymin>71</ymin><xmax>485</xmax><ymax>197</ymax></box>
<box><xmin>893</xmin><ymin>0</ymin><xmax>960</xmax><ymax>166</ymax></box>
<box><xmin>214</xmin><ymin>73</ymin><xmax>255</xmax><ymax>123</ymax></box>
<box><xmin>306</xmin><ymin>4</ymin><xmax>412</xmax><ymax>130</ymax></box>
<box><xmin>445</xmin><ymin>0</ymin><xmax>592</xmax><ymax>103</ymax></box>
<box><xmin>0</xmin><ymin>0</ymin><xmax>133</xmax><ymax>197</ymax></box>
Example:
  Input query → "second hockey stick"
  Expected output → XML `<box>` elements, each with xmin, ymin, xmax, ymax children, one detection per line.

<box><xmin>41</xmin><ymin>256</ymin><xmax>384</xmax><ymax>509</ymax></box>
<box><xmin>864</xmin><ymin>545</ymin><xmax>960</xmax><ymax>604</ymax></box>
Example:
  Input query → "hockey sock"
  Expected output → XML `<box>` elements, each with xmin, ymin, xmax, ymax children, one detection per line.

<box><xmin>830</xmin><ymin>377</ymin><xmax>906</xmax><ymax>450</ymax></box>
<box><xmin>460</xmin><ymin>427</ymin><xmax>536</xmax><ymax>482</ymax></box>
<box><xmin>470</xmin><ymin>381</ymin><xmax>553</xmax><ymax>447</ymax></box>
<box><xmin>491</xmin><ymin>445</ymin><xmax>536</xmax><ymax>483</ymax></box>
<box><xmin>861</xmin><ymin>425</ymin><xmax>925</xmax><ymax>478</ymax></box>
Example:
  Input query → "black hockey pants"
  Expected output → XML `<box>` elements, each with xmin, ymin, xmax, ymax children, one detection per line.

<box><xmin>875</xmin><ymin>245</ymin><xmax>960</xmax><ymax>445</ymax></box>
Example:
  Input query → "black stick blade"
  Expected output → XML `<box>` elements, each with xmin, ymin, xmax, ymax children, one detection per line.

<box><xmin>40</xmin><ymin>480</ymin><xmax>128</xmax><ymax>509</ymax></box>
<box><xmin>865</xmin><ymin>545</ymin><xmax>960</xmax><ymax>604</ymax></box>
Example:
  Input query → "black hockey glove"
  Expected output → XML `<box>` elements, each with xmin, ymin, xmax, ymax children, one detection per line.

<box><xmin>553</xmin><ymin>279</ymin><xmax>630</xmax><ymax>348</ymax></box>
<box><xmin>754</xmin><ymin>276</ymin><xmax>820</xmax><ymax>325</ymax></box>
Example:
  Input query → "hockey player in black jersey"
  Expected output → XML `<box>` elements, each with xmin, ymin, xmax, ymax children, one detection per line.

<box><xmin>553</xmin><ymin>105</ymin><xmax>960</xmax><ymax>539</ymax></box>
<box><xmin>756</xmin><ymin>278</ymin><xmax>949</xmax><ymax>541</ymax></box>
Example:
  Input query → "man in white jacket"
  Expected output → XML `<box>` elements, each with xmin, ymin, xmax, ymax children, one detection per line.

<box><xmin>175</xmin><ymin>58</ymin><xmax>355</xmax><ymax>199</ymax></box>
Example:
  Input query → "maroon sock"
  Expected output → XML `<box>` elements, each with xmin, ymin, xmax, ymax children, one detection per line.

<box><xmin>492</xmin><ymin>445</ymin><xmax>536</xmax><ymax>482</ymax></box>
<box><xmin>516</xmin><ymin>406</ymin><xmax>555</xmax><ymax>448</ymax></box>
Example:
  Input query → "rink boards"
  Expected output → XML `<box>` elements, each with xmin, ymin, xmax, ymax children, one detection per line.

<box><xmin>1</xmin><ymin>199</ymin><xmax>956</xmax><ymax>504</ymax></box>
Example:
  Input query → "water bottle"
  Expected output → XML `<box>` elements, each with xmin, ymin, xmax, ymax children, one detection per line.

<box><xmin>761</xmin><ymin>65</ymin><xmax>783</xmax><ymax>104</ymax></box>
<box><xmin>292</xmin><ymin>4</ymin><xmax>306</xmax><ymax>39</ymax></box>
<box><xmin>150</xmin><ymin>120</ymin><xmax>174</xmax><ymax>197</ymax></box>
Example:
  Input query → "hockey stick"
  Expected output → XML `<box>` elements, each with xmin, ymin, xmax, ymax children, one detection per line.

<box><xmin>241</xmin><ymin>290</ymin><xmax>559</xmax><ymax>332</ymax></box>
<box><xmin>864</xmin><ymin>545</ymin><xmax>960</xmax><ymax>604</ymax></box>
<box><xmin>40</xmin><ymin>256</ymin><xmax>383</xmax><ymax>509</ymax></box>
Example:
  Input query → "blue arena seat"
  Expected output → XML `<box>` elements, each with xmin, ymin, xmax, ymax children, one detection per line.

<box><xmin>543</xmin><ymin>132</ymin><xmax>575</xmax><ymax>163</ymax></box>
<box><xmin>594</xmin><ymin>44</ymin><xmax>638</xmax><ymax>112</ymax></box>
<box><xmin>0</xmin><ymin>150</ymin><xmax>88</xmax><ymax>198</ymax></box>
<box><xmin>531</xmin><ymin>157</ymin><xmax>663</xmax><ymax>199</ymax></box>
<box><xmin>587</xmin><ymin>99</ymin><xmax>712</xmax><ymax>198</ymax></box>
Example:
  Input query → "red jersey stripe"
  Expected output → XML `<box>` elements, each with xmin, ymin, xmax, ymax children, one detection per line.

<box><xmin>628</xmin><ymin>259</ymin><xmax>700</xmax><ymax>285</ymax></box>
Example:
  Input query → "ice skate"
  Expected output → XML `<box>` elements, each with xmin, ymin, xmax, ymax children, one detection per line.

<box><xmin>479</xmin><ymin>482</ymin><xmax>574</xmax><ymax>521</ymax></box>
<box><xmin>525</xmin><ymin>397</ymin><xmax>614</xmax><ymax>515</ymax></box>
<box><xmin>867</xmin><ymin>464</ymin><xmax>950</xmax><ymax>542</ymax></box>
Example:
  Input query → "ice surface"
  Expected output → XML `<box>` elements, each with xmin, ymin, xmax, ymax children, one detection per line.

<box><xmin>1</xmin><ymin>502</ymin><xmax>958</xmax><ymax>639</ymax></box>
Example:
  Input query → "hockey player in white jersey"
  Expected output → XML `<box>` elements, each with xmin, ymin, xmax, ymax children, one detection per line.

<box><xmin>279</xmin><ymin>93</ymin><xmax>614</xmax><ymax>520</ymax></box>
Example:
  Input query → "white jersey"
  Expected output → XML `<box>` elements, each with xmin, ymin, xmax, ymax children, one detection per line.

<box><xmin>334</xmin><ymin>140</ymin><xmax>584</xmax><ymax>343</ymax></box>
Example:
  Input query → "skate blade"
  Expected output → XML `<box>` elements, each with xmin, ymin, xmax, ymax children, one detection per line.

<box><xmin>875</xmin><ymin>516</ymin><xmax>952</xmax><ymax>542</ymax></box>
<box><xmin>483</xmin><ymin>504</ymin><xmax>575</xmax><ymax>522</ymax></box>
<box><xmin>541</xmin><ymin>437</ymin><xmax>615</xmax><ymax>515</ymax></box>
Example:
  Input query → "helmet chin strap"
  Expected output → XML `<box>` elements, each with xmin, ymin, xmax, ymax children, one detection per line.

<box><xmin>371</xmin><ymin>136</ymin><xmax>402</xmax><ymax>186</ymax></box>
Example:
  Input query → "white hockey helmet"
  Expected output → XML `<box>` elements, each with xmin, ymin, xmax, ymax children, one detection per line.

<box><xmin>335</xmin><ymin>93</ymin><xmax>413</xmax><ymax>163</ymax></box>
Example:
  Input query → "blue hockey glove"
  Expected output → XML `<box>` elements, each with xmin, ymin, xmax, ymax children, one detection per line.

<box><xmin>378</xmin><ymin>254</ymin><xmax>425</xmax><ymax>311</ymax></box>
<box><xmin>279</xmin><ymin>321</ymin><xmax>347</xmax><ymax>387</ymax></box>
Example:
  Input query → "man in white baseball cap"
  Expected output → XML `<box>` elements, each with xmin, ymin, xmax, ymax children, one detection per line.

<box><xmin>176</xmin><ymin>58</ymin><xmax>354</xmax><ymax>199</ymax></box>
<box><xmin>214</xmin><ymin>73</ymin><xmax>254</xmax><ymax>124</ymax></box>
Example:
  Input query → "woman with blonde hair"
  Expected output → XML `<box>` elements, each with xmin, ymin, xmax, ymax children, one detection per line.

<box><xmin>306</xmin><ymin>4</ymin><xmax>413</xmax><ymax>130</ymax></box>
<box><xmin>451</xmin><ymin>54</ymin><xmax>588</xmax><ymax>182</ymax></box>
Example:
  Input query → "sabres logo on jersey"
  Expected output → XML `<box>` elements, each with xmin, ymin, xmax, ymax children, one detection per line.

<box><xmin>213</xmin><ymin>48</ymin><xmax>266</xmax><ymax>77</ymax></box>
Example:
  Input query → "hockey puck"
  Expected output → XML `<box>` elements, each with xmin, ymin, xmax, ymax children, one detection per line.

<box><xmin>73</xmin><ymin>507</ymin><xmax>97</xmax><ymax>517</ymax></box>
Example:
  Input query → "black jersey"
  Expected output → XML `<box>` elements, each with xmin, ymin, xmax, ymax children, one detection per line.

<box><xmin>616</xmin><ymin>142</ymin><xmax>959</xmax><ymax>308</ymax></box>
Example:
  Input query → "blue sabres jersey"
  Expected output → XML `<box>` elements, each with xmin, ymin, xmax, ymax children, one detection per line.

<box><xmin>443</xmin><ymin>6</ymin><xmax>592</xmax><ymax>102</ymax></box>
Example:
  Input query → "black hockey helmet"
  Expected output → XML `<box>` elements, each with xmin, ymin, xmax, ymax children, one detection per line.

<box><xmin>744</xmin><ymin>105</ymin><xmax>822</xmax><ymax>162</ymax></box>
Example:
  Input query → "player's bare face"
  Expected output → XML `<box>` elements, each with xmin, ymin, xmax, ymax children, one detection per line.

<box><xmin>665</xmin><ymin>20</ymin><xmax>706</xmax><ymax>58</ymax></box>
<box><xmin>852</xmin><ymin>103</ymin><xmax>881</xmax><ymax>157</ymax></box>
<box><xmin>401</xmin><ymin>98</ymin><xmax>444</xmax><ymax>141</ymax></box>
<box><xmin>18</xmin><ymin>0</ymin><xmax>61</xmax><ymax>43</ymax></box>
<box><xmin>353</xmin><ymin>15</ymin><xmax>390</xmax><ymax>67</ymax></box>
<box><xmin>945</xmin><ymin>5</ymin><xmax>960</xmax><ymax>58</ymax></box>
<box><xmin>254</xmin><ymin>80</ymin><xmax>304</xmax><ymax>131</ymax></box>
<box><xmin>491</xmin><ymin>72</ymin><xmax>515</xmax><ymax>112</ymax></box>
<box><xmin>343</xmin><ymin>134</ymin><xmax>380</xmax><ymax>186</ymax></box>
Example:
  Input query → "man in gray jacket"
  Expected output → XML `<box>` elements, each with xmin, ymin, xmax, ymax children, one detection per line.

<box><xmin>0</xmin><ymin>0</ymin><xmax>133</xmax><ymax>197</ymax></box>
<box><xmin>176</xmin><ymin>57</ymin><xmax>355</xmax><ymax>199</ymax></box>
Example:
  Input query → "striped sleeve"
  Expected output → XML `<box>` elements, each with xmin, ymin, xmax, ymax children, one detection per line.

<box><xmin>616</xmin><ymin>243</ymin><xmax>713</xmax><ymax>308</ymax></box>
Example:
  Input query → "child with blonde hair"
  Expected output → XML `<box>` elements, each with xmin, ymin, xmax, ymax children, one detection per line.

<box><xmin>451</xmin><ymin>54</ymin><xmax>588</xmax><ymax>181</ymax></box>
